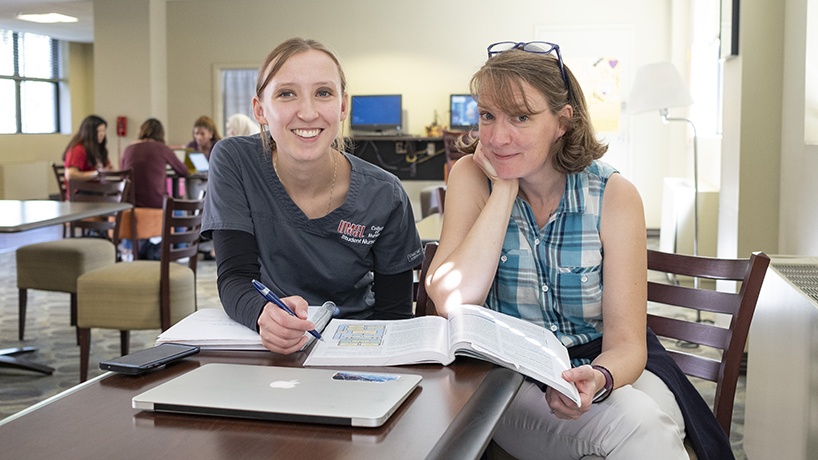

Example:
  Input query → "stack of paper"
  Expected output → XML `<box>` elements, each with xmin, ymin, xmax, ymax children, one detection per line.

<box><xmin>156</xmin><ymin>306</ymin><xmax>335</xmax><ymax>350</ymax></box>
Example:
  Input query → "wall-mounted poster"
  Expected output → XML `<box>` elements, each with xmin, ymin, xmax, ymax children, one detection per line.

<box><xmin>566</xmin><ymin>57</ymin><xmax>622</xmax><ymax>133</ymax></box>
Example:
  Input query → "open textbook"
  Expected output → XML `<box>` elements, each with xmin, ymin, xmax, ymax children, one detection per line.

<box><xmin>304</xmin><ymin>304</ymin><xmax>580</xmax><ymax>406</ymax></box>
<box><xmin>156</xmin><ymin>303</ymin><xmax>336</xmax><ymax>351</ymax></box>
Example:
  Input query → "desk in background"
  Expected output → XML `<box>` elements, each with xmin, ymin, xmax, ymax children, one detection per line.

<box><xmin>350</xmin><ymin>136</ymin><xmax>446</xmax><ymax>181</ymax></box>
<box><xmin>0</xmin><ymin>200</ymin><xmax>133</xmax><ymax>373</ymax></box>
<box><xmin>0</xmin><ymin>350</ymin><xmax>523</xmax><ymax>460</ymax></box>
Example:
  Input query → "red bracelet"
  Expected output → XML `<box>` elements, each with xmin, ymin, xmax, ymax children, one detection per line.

<box><xmin>591</xmin><ymin>364</ymin><xmax>614</xmax><ymax>403</ymax></box>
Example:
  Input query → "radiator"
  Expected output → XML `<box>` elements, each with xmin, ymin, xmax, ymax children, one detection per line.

<box><xmin>745</xmin><ymin>256</ymin><xmax>818</xmax><ymax>460</ymax></box>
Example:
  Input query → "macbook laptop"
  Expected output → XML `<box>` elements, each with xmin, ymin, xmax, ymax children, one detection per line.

<box><xmin>187</xmin><ymin>152</ymin><xmax>209</xmax><ymax>173</ymax></box>
<box><xmin>132</xmin><ymin>363</ymin><xmax>422</xmax><ymax>427</ymax></box>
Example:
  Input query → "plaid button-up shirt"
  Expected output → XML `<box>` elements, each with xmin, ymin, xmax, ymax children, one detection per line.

<box><xmin>485</xmin><ymin>161</ymin><xmax>617</xmax><ymax>365</ymax></box>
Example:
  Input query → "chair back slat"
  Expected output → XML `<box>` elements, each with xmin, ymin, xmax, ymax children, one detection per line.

<box><xmin>646</xmin><ymin>249</ymin><xmax>770</xmax><ymax>435</ymax></box>
<box><xmin>648</xmin><ymin>250</ymin><xmax>750</xmax><ymax>280</ymax></box>
<box><xmin>666</xmin><ymin>350</ymin><xmax>722</xmax><ymax>381</ymax></box>
<box><xmin>159</xmin><ymin>195</ymin><xmax>205</xmax><ymax>330</ymax></box>
<box><xmin>648</xmin><ymin>283</ymin><xmax>739</xmax><ymax>315</ymax></box>
<box><xmin>51</xmin><ymin>162</ymin><xmax>67</xmax><ymax>201</ymax></box>
<box><xmin>646</xmin><ymin>314</ymin><xmax>731</xmax><ymax>350</ymax></box>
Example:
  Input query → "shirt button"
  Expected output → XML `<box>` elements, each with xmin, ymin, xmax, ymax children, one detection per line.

<box><xmin>581</xmin><ymin>275</ymin><xmax>588</xmax><ymax>282</ymax></box>
<box><xmin>501</xmin><ymin>255</ymin><xmax>507</xmax><ymax>263</ymax></box>
<box><xmin>535</xmin><ymin>239</ymin><xmax>540</xmax><ymax>245</ymax></box>
<box><xmin>541</xmin><ymin>284</ymin><xmax>549</xmax><ymax>292</ymax></box>
<box><xmin>550</xmin><ymin>324</ymin><xmax>558</xmax><ymax>332</ymax></box>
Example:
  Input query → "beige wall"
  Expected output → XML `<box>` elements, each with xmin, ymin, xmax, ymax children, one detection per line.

<box><xmin>778</xmin><ymin>0</ymin><xmax>818</xmax><ymax>255</ymax></box>
<box><xmin>718</xmin><ymin>0</ymin><xmax>785</xmax><ymax>258</ymax></box>
<box><xmin>160</xmin><ymin>0</ymin><xmax>678</xmax><ymax>227</ymax></box>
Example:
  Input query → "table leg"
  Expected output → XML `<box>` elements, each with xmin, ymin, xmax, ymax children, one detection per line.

<box><xmin>0</xmin><ymin>347</ymin><xmax>55</xmax><ymax>374</ymax></box>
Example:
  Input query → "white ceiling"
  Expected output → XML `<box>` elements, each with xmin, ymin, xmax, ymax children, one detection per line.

<box><xmin>0</xmin><ymin>0</ymin><xmax>93</xmax><ymax>43</ymax></box>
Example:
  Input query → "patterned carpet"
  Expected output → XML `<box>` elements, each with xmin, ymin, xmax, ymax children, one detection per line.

<box><xmin>0</xmin><ymin>234</ymin><xmax>746</xmax><ymax>458</ymax></box>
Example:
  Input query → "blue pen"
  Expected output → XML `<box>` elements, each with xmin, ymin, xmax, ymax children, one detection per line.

<box><xmin>252</xmin><ymin>279</ymin><xmax>324</xmax><ymax>342</ymax></box>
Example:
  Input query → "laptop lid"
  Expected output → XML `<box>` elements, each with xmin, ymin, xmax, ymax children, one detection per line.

<box><xmin>187</xmin><ymin>152</ymin><xmax>209</xmax><ymax>172</ymax></box>
<box><xmin>132</xmin><ymin>363</ymin><xmax>422</xmax><ymax>427</ymax></box>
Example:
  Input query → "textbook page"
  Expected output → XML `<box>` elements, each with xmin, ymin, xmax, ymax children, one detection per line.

<box><xmin>303</xmin><ymin>315</ymin><xmax>451</xmax><ymax>366</ymax></box>
<box><xmin>447</xmin><ymin>305</ymin><xmax>580</xmax><ymax>406</ymax></box>
<box><xmin>156</xmin><ymin>306</ymin><xmax>334</xmax><ymax>350</ymax></box>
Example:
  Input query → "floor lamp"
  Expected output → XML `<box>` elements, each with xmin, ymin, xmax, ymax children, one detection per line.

<box><xmin>629</xmin><ymin>62</ymin><xmax>705</xmax><ymax>326</ymax></box>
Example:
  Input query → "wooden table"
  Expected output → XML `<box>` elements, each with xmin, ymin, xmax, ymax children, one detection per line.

<box><xmin>0</xmin><ymin>350</ymin><xmax>523</xmax><ymax>460</ymax></box>
<box><xmin>0</xmin><ymin>200</ymin><xmax>133</xmax><ymax>373</ymax></box>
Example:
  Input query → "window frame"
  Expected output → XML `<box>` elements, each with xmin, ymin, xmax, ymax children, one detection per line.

<box><xmin>0</xmin><ymin>29</ymin><xmax>66</xmax><ymax>135</ymax></box>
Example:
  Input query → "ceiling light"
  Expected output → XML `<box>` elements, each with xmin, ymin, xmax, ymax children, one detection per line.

<box><xmin>16</xmin><ymin>13</ymin><xmax>78</xmax><ymax>24</ymax></box>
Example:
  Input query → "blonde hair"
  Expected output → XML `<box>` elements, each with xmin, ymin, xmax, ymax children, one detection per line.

<box><xmin>227</xmin><ymin>113</ymin><xmax>260</xmax><ymax>137</ymax></box>
<box><xmin>255</xmin><ymin>37</ymin><xmax>348</xmax><ymax>154</ymax></box>
<box><xmin>460</xmin><ymin>49</ymin><xmax>607</xmax><ymax>174</ymax></box>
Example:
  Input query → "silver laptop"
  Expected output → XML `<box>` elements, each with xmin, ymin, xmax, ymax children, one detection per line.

<box><xmin>132</xmin><ymin>363</ymin><xmax>422</xmax><ymax>427</ymax></box>
<box><xmin>187</xmin><ymin>152</ymin><xmax>209</xmax><ymax>172</ymax></box>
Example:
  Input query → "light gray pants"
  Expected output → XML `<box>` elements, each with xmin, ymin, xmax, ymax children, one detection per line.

<box><xmin>493</xmin><ymin>370</ymin><xmax>689</xmax><ymax>460</ymax></box>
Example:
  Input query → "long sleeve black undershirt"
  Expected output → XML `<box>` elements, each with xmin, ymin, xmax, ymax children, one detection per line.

<box><xmin>211</xmin><ymin>229</ymin><xmax>415</xmax><ymax>331</ymax></box>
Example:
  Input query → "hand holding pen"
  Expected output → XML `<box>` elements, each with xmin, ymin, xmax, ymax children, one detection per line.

<box><xmin>252</xmin><ymin>280</ymin><xmax>324</xmax><ymax>343</ymax></box>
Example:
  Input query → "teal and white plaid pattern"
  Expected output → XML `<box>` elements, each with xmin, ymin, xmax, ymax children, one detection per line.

<box><xmin>486</xmin><ymin>161</ymin><xmax>617</xmax><ymax>361</ymax></box>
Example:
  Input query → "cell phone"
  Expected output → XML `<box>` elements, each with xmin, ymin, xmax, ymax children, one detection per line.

<box><xmin>99</xmin><ymin>343</ymin><xmax>199</xmax><ymax>375</ymax></box>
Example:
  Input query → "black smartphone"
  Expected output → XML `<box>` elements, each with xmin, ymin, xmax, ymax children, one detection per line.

<box><xmin>99</xmin><ymin>343</ymin><xmax>199</xmax><ymax>375</ymax></box>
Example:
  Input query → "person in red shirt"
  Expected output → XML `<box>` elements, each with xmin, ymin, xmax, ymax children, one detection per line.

<box><xmin>63</xmin><ymin>115</ymin><xmax>113</xmax><ymax>182</ymax></box>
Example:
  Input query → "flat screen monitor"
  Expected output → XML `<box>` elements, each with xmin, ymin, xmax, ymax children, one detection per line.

<box><xmin>450</xmin><ymin>94</ymin><xmax>478</xmax><ymax>131</ymax></box>
<box><xmin>350</xmin><ymin>95</ymin><xmax>402</xmax><ymax>135</ymax></box>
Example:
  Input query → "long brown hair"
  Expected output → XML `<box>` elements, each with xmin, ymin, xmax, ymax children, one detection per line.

<box><xmin>461</xmin><ymin>49</ymin><xmax>607</xmax><ymax>174</ymax></box>
<box><xmin>255</xmin><ymin>37</ymin><xmax>348</xmax><ymax>154</ymax></box>
<box><xmin>63</xmin><ymin>115</ymin><xmax>108</xmax><ymax>167</ymax></box>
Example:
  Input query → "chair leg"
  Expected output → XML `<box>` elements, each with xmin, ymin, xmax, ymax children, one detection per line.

<box><xmin>120</xmin><ymin>331</ymin><xmax>130</xmax><ymax>356</ymax></box>
<box><xmin>79</xmin><ymin>328</ymin><xmax>91</xmax><ymax>383</ymax></box>
<box><xmin>71</xmin><ymin>293</ymin><xmax>79</xmax><ymax>345</ymax></box>
<box><xmin>18</xmin><ymin>289</ymin><xmax>27</xmax><ymax>341</ymax></box>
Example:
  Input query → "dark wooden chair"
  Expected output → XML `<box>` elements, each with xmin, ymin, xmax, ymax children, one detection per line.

<box><xmin>646</xmin><ymin>249</ymin><xmax>770</xmax><ymax>436</ymax></box>
<box><xmin>77</xmin><ymin>195</ymin><xmax>204</xmax><ymax>382</ymax></box>
<box><xmin>16</xmin><ymin>179</ymin><xmax>129</xmax><ymax>344</ymax></box>
<box><xmin>50</xmin><ymin>162</ymin><xmax>67</xmax><ymax>201</ymax></box>
<box><xmin>443</xmin><ymin>129</ymin><xmax>476</xmax><ymax>183</ymax></box>
<box><xmin>431</xmin><ymin>186</ymin><xmax>446</xmax><ymax>215</ymax></box>
<box><xmin>414</xmin><ymin>242</ymin><xmax>439</xmax><ymax>317</ymax></box>
<box><xmin>67</xmin><ymin>179</ymin><xmax>129</xmax><ymax>240</ymax></box>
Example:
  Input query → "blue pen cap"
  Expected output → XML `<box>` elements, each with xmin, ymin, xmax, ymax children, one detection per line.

<box><xmin>322</xmin><ymin>301</ymin><xmax>340</xmax><ymax>316</ymax></box>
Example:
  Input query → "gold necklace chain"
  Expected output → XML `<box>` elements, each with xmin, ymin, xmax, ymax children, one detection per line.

<box><xmin>273</xmin><ymin>151</ymin><xmax>338</xmax><ymax>216</ymax></box>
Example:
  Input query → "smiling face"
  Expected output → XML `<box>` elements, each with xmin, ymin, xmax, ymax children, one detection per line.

<box><xmin>478</xmin><ymin>80</ymin><xmax>569</xmax><ymax>180</ymax></box>
<box><xmin>252</xmin><ymin>49</ymin><xmax>348</xmax><ymax>162</ymax></box>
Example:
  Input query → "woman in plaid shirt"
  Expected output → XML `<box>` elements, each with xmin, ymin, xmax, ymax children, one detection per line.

<box><xmin>426</xmin><ymin>42</ymin><xmax>730</xmax><ymax>460</ymax></box>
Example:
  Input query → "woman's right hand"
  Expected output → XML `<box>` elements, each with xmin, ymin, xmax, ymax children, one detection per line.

<box><xmin>472</xmin><ymin>141</ymin><xmax>519</xmax><ymax>192</ymax></box>
<box><xmin>257</xmin><ymin>295</ymin><xmax>315</xmax><ymax>354</ymax></box>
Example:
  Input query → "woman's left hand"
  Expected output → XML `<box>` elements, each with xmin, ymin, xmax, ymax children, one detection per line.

<box><xmin>545</xmin><ymin>365</ymin><xmax>601</xmax><ymax>419</ymax></box>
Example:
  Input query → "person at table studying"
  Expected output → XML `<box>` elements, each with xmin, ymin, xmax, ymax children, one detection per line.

<box><xmin>120</xmin><ymin>118</ymin><xmax>188</xmax><ymax>208</ymax></box>
<box><xmin>186</xmin><ymin>115</ymin><xmax>221</xmax><ymax>160</ymax></box>
<box><xmin>425</xmin><ymin>42</ymin><xmax>732</xmax><ymax>460</ymax></box>
<box><xmin>63</xmin><ymin>115</ymin><xmax>113</xmax><ymax>182</ymax></box>
<box><xmin>202</xmin><ymin>37</ymin><xmax>423</xmax><ymax>354</ymax></box>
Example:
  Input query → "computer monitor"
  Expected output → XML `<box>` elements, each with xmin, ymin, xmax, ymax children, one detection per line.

<box><xmin>350</xmin><ymin>95</ymin><xmax>402</xmax><ymax>135</ymax></box>
<box><xmin>449</xmin><ymin>94</ymin><xmax>478</xmax><ymax>131</ymax></box>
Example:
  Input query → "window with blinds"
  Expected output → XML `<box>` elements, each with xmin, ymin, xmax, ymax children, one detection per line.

<box><xmin>0</xmin><ymin>29</ymin><xmax>64</xmax><ymax>134</ymax></box>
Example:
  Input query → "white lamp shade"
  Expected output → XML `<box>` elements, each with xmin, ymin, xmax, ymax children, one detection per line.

<box><xmin>627</xmin><ymin>62</ymin><xmax>694</xmax><ymax>114</ymax></box>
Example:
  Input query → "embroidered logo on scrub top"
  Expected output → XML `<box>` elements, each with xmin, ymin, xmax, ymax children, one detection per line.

<box><xmin>337</xmin><ymin>219</ymin><xmax>380</xmax><ymax>245</ymax></box>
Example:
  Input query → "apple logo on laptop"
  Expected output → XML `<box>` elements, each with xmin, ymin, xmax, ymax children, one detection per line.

<box><xmin>269</xmin><ymin>379</ymin><xmax>299</xmax><ymax>389</ymax></box>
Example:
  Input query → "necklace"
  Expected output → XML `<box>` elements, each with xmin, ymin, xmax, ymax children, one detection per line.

<box><xmin>273</xmin><ymin>151</ymin><xmax>338</xmax><ymax>215</ymax></box>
